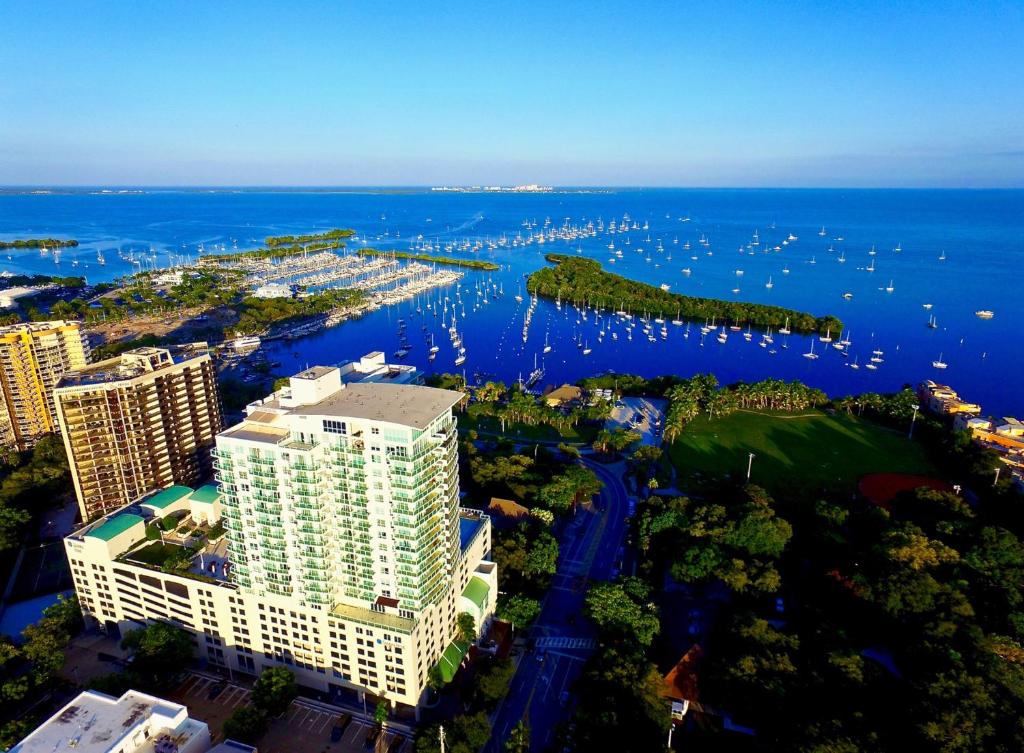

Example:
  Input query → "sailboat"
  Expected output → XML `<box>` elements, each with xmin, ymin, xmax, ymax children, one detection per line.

<box><xmin>582</xmin><ymin>340</ymin><xmax>592</xmax><ymax>355</ymax></box>
<box><xmin>932</xmin><ymin>353</ymin><xmax>948</xmax><ymax>369</ymax></box>
<box><xmin>779</xmin><ymin>317</ymin><xmax>791</xmax><ymax>336</ymax></box>
<box><xmin>927</xmin><ymin>314</ymin><xmax>938</xmax><ymax>329</ymax></box>
<box><xmin>765</xmin><ymin>275</ymin><xmax>773</xmax><ymax>289</ymax></box>
<box><xmin>543</xmin><ymin>332</ymin><xmax>552</xmax><ymax>354</ymax></box>
<box><xmin>803</xmin><ymin>339</ymin><xmax>819</xmax><ymax>360</ymax></box>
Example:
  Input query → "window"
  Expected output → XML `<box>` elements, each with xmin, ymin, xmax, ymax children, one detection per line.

<box><xmin>323</xmin><ymin>420</ymin><xmax>347</xmax><ymax>435</ymax></box>
<box><xmin>371</xmin><ymin>427</ymin><xmax>380</xmax><ymax>435</ymax></box>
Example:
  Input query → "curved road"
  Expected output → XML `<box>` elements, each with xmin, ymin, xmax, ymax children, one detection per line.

<box><xmin>485</xmin><ymin>456</ymin><xmax>631</xmax><ymax>752</ymax></box>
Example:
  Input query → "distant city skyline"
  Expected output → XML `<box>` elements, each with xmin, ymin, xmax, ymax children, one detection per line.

<box><xmin>1</xmin><ymin>0</ymin><xmax>1022</xmax><ymax>187</ymax></box>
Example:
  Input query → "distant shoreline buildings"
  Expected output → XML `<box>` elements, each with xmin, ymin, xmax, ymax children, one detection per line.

<box><xmin>430</xmin><ymin>184</ymin><xmax>553</xmax><ymax>193</ymax></box>
<box><xmin>918</xmin><ymin>379</ymin><xmax>1023</xmax><ymax>485</ymax></box>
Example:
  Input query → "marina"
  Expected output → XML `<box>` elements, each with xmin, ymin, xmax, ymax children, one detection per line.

<box><xmin>0</xmin><ymin>188</ymin><xmax>1019</xmax><ymax>415</ymax></box>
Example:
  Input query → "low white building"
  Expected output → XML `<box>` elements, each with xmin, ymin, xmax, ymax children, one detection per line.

<box><xmin>251</xmin><ymin>283</ymin><xmax>292</xmax><ymax>299</ymax></box>
<box><xmin>10</xmin><ymin>689</ymin><xmax>212</xmax><ymax>753</ymax></box>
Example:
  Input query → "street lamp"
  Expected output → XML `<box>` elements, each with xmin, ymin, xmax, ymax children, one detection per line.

<box><xmin>747</xmin><ymin>452</ymin><xmax>756</xmax><ymax>481</ymax></box>
<box><xmin>908</xmin><ymin>405</ymin><xmax>921</xmax><ymax>439</ymax></box>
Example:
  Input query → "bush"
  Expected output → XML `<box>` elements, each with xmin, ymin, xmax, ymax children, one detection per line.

<box><xmin>222</xmin><ymin>706</ymin><xmax>266</xmax><ymax>745</ymax></box>
<box><xmin>159</xmin><ymin>515</ymin><xmax>177</xmax><ymax>532</ymax></box>
<box><xmin>145</xmin><ymin>524</ymin><xmax>161</xmax><ymax>541</ymax></box>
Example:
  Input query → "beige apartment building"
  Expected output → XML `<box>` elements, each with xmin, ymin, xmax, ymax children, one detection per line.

<box><xmin>0</xmin><ymin>320</ymin><xmax>89</xmax><ymax>450</ymax></box>
<box><xmin>64</xmin><ymin>359</ymin><xmax>497</xmax><ymax>716</ymax></box>
<box><xmin>55</xmin><ymin>345</ymin><xmax>223</xmax><ymax>521</ymax></box>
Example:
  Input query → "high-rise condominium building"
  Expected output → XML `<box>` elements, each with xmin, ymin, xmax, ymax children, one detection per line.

<box><xmin>0</xmin><ymin>320</ymin><xmax>89</xmax><ymax>450</ymax></box>
<box><xmin>64</xmin><ymin>355</ymin><xmax>497</xmax><ymax>715</ymax></box>
<box><xmin>55</xmin><ymin>345</ymin><xmax>223</xmax><ymax>520</ymax></box>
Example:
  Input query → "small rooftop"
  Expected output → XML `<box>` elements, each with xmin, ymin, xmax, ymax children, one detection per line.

<box><xmin>85</xmin><ymin>513</ymin><xmax>144</xmax><ymax>542</ymax></box>
<box><xmin>142</xmin><ymin>486</ymin><xmax>193</xmax><ymax>510</ymax></box>
<box><xmin>10</xmin><ymin>689</ymin><xmax>208</xmax><ymax>753</ymax></box>
<box><xmin>189</xmin><ymin>484</ymin><xmax>220</xmax><ymax>504</ymax></box>
<box><xmin>338</xmin><ymin>351</ymin><xmax>421</xmax><ymax>385</ymax></box>
<box><xmin>459</xmin><ymin>512</ymin><xmax>485</xmax><ymax>552</ymax></box>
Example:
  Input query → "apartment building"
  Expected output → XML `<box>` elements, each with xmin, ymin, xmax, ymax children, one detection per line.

<box><xmin>64</xmin><ymin>361</ymin><xmax>496</xmax><ymax>716</ymax></box>
<box><xmin>55</xmin><ymin>345</ymin><xmax>223</xmax><ymax>521</ymax></box>
<box><xmin>0</xmin><ymin>320</ymin><xmax>89</xmax><ymax>450</ymax></box>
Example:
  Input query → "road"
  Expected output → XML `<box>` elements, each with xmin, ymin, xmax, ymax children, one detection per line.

<box><xmin>485</xmin><ymin>456</ymin><xmax>632</xmax><ymax>752</ymax></box>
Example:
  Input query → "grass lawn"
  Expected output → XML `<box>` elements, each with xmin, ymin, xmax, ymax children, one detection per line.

<box><xmin>457</xmin><ymin>404</ymin><xmax>599</xmax><ymax>444</ymax></box>
<box><xmin>667</xmin><ymin>409</ymin><xmax>939</xmax><ymax>496</ymax></box>
<box><xmin>122</xmin><ymin>541</ymin><xmax>182</xmax><ymax>567</ymax></box>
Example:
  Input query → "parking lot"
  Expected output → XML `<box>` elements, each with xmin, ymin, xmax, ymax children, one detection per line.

<box><xmin>172</xmin><ymin>673</ymin><xmax>410</xmax><ymax>753</ymax></box>
<box><xmin>607</xmin><ymin>396</ymin><xmax>667</xmax><ymax>445</ymax></box>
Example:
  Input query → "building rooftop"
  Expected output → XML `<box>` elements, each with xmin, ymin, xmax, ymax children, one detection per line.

<box><xmin>85</xmin><ymin>513</ymin><xmax>144</xmax><ymax>542</ymax></box>
<box><xmin>292</xmin><ymin>382</ymin><xmax>463</xmax><ymax>431</ymax></box>
<box><xmin>293</xmin><ymin>365</ymin><xmax>336</xmax><ymax>380</ymax></box>
<box><xmin>0</xmin><ymin>319</ymin><xmax>80</xmax><ymax>335</ymax></box>
<box><xmin>459</xmin><ymin>513</ymin><xmax>485</xmax><ymax>552</ymax></box>
<box><xmin>462</xmin><ymin>576</ymin><xmax>490</xmax><ymax>611</ymax></box>
<box><xmin>338</xmin><ymin>351</ymin><xmax>421</xmax><ymax>385</ymax></box>
<box><xmin>143</xmin><ymin>486</ymin><xmax>193</xmax><ymax>510</ymax></box>
<box><xmin>57</xmin><ymin>344</ymin><xmax>210</xmax><ymax>389</ymax></box>
<box><xmin>10</xmin><ymin>689</ymin><xmax>208</xmax><ymax>753</ymax></box>
<box><xmin>189</xmin><ymin>484</ymin><xmax>220</xmax><ymax>504</ymax></box>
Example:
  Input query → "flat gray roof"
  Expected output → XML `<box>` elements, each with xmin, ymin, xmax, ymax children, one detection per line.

<box><xmin>295</xmin><ymin>382</ymin><xmax>462</xmax><ymax>430</ymax></box>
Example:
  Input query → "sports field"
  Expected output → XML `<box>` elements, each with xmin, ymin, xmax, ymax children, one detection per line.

<box><xmin>667</xmin><ymin>409</ymin><xmax>938</xmax><ymax>495</ymax></box>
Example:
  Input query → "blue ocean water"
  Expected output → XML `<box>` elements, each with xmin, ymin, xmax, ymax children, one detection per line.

<box><xmin>0</xmin><ymin>188</ymin><xmax>1021</xmax><ymax>415</ymax></box>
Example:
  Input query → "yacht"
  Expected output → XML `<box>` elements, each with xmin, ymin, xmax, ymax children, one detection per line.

<box><xmin>803</xmin><ymin>340</ymin><xmax>819</xmax><ymax>360</ymax></box>
<box><xmin>932</xmin><ymin>353</ymin><xmax>948</xmax><ymax>369</ymax></box>
<box><xmin>975</xmin><ymin>310</ymin><xmax>995</xmax><ymax>319</ymax></box>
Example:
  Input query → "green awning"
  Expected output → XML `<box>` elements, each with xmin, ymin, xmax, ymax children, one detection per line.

<box><xmin>436</xmin><ymin>640</ymin><xmax>470</xmax><ymax>683</ymax></box>
<box><xmin>143</xmin><ymin>485</ymin><xmax>193</xmax><ymax>509</ymax></box>
<box><xmin>462</xmin><ymin>576</ymin><xmax>490</xmax><ymax>612</ymax></box>
<box><xmin>86</xmin><ymin>513</ymin><xmax>144</xmax><ymax>541</ymax></box>
<box><xmin>189</xmin><ymin>484</ymin><xmax>221</xmax><ymax>504</ymax></box>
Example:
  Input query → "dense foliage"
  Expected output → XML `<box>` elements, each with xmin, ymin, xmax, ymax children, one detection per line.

<box><xmin>0</xmin><ymin>596</ymin><xmax>83</xmax><ymax>748</ymax></box>
<box><xmin>0</xmin><ymin>435</ymin><xmax>72</xmax><ymax>551</ymax></box>
<box><xmin>0</xmin><ymin>238</ymin><xmax>78</xmax><ymax>249</ymax></box>
<box><xmin>528</xmin><ymin>254</ymin><xmax>841</xmax><ymax>334</ymax></box>
<box><xmin>358</xmin><ymin>248</ymin><xmax>499</xmax><ymax>270</ymax></box>
<box><xmin>265</xmin><ymin>228</ymin><xmax>354</xmax><ymax>247</ymax></box>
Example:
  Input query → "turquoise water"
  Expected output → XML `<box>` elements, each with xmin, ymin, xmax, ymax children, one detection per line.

<box><xmin>0</xmin><ymin>188</ymin><xmax>1021</xmax><ymax>414</ymax></box>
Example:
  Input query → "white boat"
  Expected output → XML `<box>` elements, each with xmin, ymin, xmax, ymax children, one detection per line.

<box><xmin>885</xmin><ymin>279</ymin><xmax>895</xmax><ymax>293</ymax></box>
<box><xmin>803</xmin><ymin>340</ymin><xmax>819</xmax><ymax>360</ymax></box>
<box><xmin>230</xmin><ymin>335</ymin><xmax>261</xmax><ymax>350</ymax></box>
<box><xmin>765</xmin><ymin>275</ymin><xmax>773</xmax><ymax>289</ymax></box>
<box><xmin>975</xmin><ymin>310</ymin><xmax>995</xmax><ymax>319</ymax></box>
<box><xmin>932</xmin><ymin>353</ymin><xmax>948</xmax><ymax>369</ymax></box>
<box><xmin>819</xmin><ymin>328</ymin><xmax>832</xmax><ymax>343</ymax></box>
<box><xmin>582</xmin><ymin>341</ymin><xmax>592</xmax><ymax>355</ymax></box>
<box><xmin>779</xmin><ymin>317</ymin><xmax>791</xmax><ymax>336</ymax></box>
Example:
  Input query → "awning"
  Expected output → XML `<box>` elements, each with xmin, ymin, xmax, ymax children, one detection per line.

<box><xmin>436</xmin><ymin>640</ymin><xmax>470</xmax><ymax>683</ymax></box>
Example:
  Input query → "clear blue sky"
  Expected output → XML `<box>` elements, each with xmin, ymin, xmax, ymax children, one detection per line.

<box><xmin>2</xmin><ymin>0</ymin><xmax>1022</xmax><ymax>187</ymax></box>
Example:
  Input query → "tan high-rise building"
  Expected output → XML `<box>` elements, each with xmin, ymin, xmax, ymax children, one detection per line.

<box><xmin>0</xmin><ymin>320</ymin><xmax>90</xmax><ymax>450</ymax></box>
<box><xmin>55</xmin><ymin>344</ymin><xmax>223</xmax><ymax>520</ymax></box>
